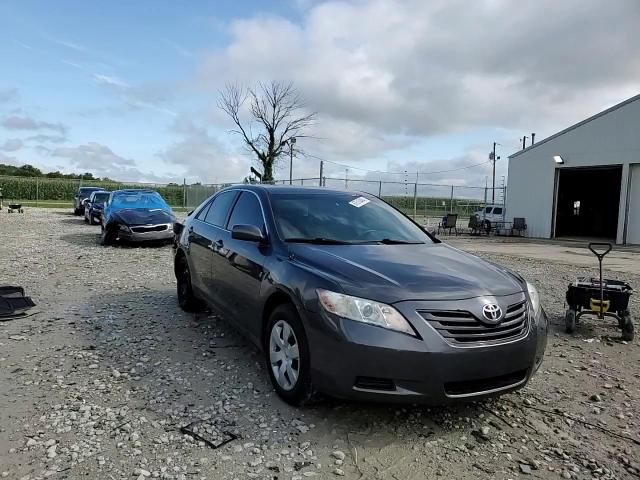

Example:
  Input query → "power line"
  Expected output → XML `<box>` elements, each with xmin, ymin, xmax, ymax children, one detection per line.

<box><xmin>308</xmin><ymin>156</ymin><xmax>494</xmax><ymax>176</ymax></box>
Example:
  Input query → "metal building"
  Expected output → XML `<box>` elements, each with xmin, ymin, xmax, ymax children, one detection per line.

<box><xmin>507</xmin><ymin>94</ymin><xmax>640</xmax><ymax>245</ymax></box>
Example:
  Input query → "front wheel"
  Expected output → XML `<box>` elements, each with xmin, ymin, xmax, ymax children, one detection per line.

<box><xmin>100</xmin><ymin>225</ymin><xmax>115</xmax><ymax>246</ymax></box>
<box><xmin>621</xmin><ymin>311</ymin><xmax>634</xmax><ymax>342</ymax></box>
<box><xmin>565</xmin><ymin>309</ymin><xmax>577</xmax><ymax>333</ymax></box>
<box><xmin>265</xmin><ymin>304</ymin><xmax>314</xmax><ymax>406</ymax></box>
<box><xmin>176</xmin><ymin>257</ymin><xmax>205</xmax><ymax>312</ymax></box>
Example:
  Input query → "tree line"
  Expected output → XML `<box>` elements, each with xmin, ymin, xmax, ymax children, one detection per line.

<box><xmin>0</xmin><ymin>163</ymin><xmax>112</xmax><ymax>181</ymax></box>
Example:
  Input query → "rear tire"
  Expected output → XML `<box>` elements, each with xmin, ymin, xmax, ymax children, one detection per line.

<box><xmin>621</xmin><ymin>311</ymin><xmax>634</xmax><ymax>342</ymax></box>
<box><xmin>176</xmin><ymin>256</ymin><xmax>205</xmax><ymax>312</ymax></box>
<box><xmin>565</xmin><ymin>309</ymin><xmax>577</xmax><ymax>334</ymax></box>
<box><xmin>265</xmin><ymin>304</ymin><xmax>314</xmax><ymax>406</ymax></box>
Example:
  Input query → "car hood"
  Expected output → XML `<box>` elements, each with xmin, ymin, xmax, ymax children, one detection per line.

<box><xmin>107</xmin><ymin>208</ymin><xmax>175</xmax><ymax>226</ymax></box>
<box><xmin>289</xmin><ymin>242</ymin><xmax>523</xmax><ymax>303</ymax></box>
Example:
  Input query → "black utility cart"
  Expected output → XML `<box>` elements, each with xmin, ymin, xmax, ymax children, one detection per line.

<box><xmin>565</xmin><ymin>243</ymin><xmax>634</xmax><ymax>341</ymax></box>
<box><xmin>7</xmin><ymin>203</ymin><xmax>24</xmax><ymax>213</ymax></box>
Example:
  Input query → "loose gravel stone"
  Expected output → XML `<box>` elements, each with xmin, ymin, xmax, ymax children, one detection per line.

<box><xmin>0</xmin><ymin>209</ymin><xmax>637</xmax><ymax>480</ymax></box>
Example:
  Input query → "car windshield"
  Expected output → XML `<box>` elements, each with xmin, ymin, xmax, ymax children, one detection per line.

<box><xmin>110</xmin><ymin>191</ymin><xmax>170</xmax><ymax>211</ymax></box>
<box><xmin>93</xmin><ymin>192</ymin><xmax>110</xmax><ymax>203</ymax></box>
<box><xmin>270</xmin><ymin>192</ymin><xmax>432</xmax><ymax>244</ymax></box>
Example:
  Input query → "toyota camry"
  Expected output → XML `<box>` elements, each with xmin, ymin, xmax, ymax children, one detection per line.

<box><xmin>173</xmin><ymin>185</ymin><xmax>547</xmax><ymax>406</ymax></box>
<box><xmin>101</xmin><ymin>189</ymin><xmax>175</xmax><ymax>246</ymax></box>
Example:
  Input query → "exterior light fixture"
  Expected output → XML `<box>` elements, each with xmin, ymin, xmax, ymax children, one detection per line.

<box><xmin>553</xmin><ymin>155</ymin><xmax>564</xmax><ymax>164</ymax></box>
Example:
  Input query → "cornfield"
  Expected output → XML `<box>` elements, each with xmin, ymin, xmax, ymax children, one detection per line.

<box><xmin>0</xmin><ymin>176</ymin><xmax>185</xmax><ymax>206</ymax></box>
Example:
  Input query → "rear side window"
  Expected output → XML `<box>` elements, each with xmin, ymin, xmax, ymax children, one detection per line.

<box><xmin>203</xmin><ymin>191</ymin><xmax>237</xmax><ymax>227</ymax></box>
<box><xmin>494</xmin><ymin>207</ymin><xmax>503</xmax><ymax>215</ymax></box>
<box><xmin>227</xmin><ymin>192</ymin><xmax>264</xmax><ymax>230</ymax></box>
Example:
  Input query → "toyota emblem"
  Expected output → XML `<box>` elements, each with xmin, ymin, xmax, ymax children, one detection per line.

<box><xmin>482</xmin><ymin>303</ymin><xmax>503</xmax><ymax>323</ymax></box>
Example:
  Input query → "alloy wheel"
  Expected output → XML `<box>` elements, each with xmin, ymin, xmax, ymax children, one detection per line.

<box><xmin>269</xmin><ymin>319</ymin><xmax>300</xmax><ymax>391</ymax></box>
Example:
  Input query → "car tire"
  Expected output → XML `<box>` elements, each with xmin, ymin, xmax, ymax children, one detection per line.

<box><xmin>265</xmin><ymin>304</ymin><xmax>314</xmax><ymax>406</ymax></box>
<box><xmin>621</xmin><ymin>310</ymin><xmax>634</xmax><ymax>342</ymax></box>
<box><xmin>175</xmin><ymin>256</ymin><xmax>205</xmax><ymax>312</ymax></box>
<box><xmin>100</xmin><ymin>225</ymin><xmax>115</xmax><ymax>246</ymax></box>
<box><xmin>565</xmin><ymin>309</ymin><xmax>576</xmax><ymax>334</ymax></box>
<box><xmin>74</xmin><ymin>207</ymin><xmax>82</xmax><ymax>216</ymax></box>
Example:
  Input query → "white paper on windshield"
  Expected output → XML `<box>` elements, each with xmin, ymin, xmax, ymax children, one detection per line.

<box><xmin>349</xmin><ymin>196</ymin><xmax>370</xmax><ymax>208</ymax></box>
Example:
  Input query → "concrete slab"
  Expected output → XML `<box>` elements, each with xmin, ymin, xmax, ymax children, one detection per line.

<box><xmin>447</xmin><ymin>237</ymin><xmax>640</xmax><ymax>275</ymax></box>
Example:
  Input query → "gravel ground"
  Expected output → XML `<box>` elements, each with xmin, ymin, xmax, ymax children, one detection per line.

<box><xmin>0</xmin><ymin>208</ymin><xmax>638</xmax><ymax>480</ymax></box>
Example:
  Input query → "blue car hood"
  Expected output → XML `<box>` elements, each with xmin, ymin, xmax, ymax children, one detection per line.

<box><xmin>106</xmin><ymin>208</ymin><xmax>175</xmax><ymax>226</ymax></box>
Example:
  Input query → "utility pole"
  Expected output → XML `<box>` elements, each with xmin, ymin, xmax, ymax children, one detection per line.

<box><xmin>288</xmin><ymin>137</ymin><xmax>296</xmax><ymax>185</ymax></box>
<box><xmin>489</xmin><ymin>142</ymin><xmax>501</xmax><ymax>204</ymax></box>
<box><xmin>319</xmin><ymin>160</ymin><xmax>324</xmax><ymax>187</ymax></box>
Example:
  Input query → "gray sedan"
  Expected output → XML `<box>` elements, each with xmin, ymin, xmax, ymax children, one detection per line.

<box><xmin>174</xmin><ymin>185</ymin><xmax>548</xmax><ymax>406</ymax></box>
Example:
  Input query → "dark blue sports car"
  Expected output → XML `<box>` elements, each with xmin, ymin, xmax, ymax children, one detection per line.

<box><xmin>101</xmin><ymin>189</ymin><xmax>175</xmax><ymax>246</ymax></box>
<box><xmin>84</xmin><ymin>190</ymin><xmax>110</xmax><ymax>225</ymax></box>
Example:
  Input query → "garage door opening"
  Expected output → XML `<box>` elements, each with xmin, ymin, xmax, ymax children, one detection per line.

<box><xmin>555</xmin><ymin>166</ymin><xmax>622</xmax><ymax>239</ymax></box>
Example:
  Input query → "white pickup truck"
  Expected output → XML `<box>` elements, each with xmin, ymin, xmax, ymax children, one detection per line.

<box><xmin>475</xmin><ymin>204</ymin><xmax>506</xmax><ymax>223</ymax></box>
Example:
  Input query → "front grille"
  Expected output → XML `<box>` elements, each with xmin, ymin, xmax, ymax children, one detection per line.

<box><xmin>444</xmin><ymin>369</ymin><xmax>528</xmax><ymax>396</ymax></box>
<box><xmin>418</xmin><ymin>300</ymin><xmax>528</xmax><ymax>346</ymax></box>
<box><xmin>130</xmin><ymin>224</ymin><xmax>168</xmax><ymax>233</ymax></box>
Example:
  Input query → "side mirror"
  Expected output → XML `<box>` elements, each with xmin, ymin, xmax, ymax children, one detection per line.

<box><xmin>231</xmin><ymin>224</ymin><xmax>266</xmax><ymax>243</ymax></box>
<box><xmin>173</xmin><ymin>222</ymin><xmax>184</xmax><ymax>235</ymax></box>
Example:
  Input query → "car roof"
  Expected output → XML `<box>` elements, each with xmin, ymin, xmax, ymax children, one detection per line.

<box><xmin>225</xmin><ymin>184</ymin><xmax>364</xmax><ymax>196</ymax></box>
<box><xmin>112</xmin><ymin>189</ymin><xmax>158</xmax><ymax>194</ymax></box>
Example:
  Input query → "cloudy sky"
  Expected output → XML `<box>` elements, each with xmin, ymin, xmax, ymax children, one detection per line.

<box><xmin>1</xmin><ymin>0</ymin><xmax>638</xmax><ymax>188</ymax></box>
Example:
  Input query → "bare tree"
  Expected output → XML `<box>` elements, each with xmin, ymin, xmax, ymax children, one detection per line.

<box><xmin>218</xmin><ymin>81</ymin><xmax>316</xmax><ymax>183</ymax></box>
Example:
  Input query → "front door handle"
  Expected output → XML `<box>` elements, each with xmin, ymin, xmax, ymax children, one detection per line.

<box><xmin>208</xmin><ymin>239</ymin><xmax>223</xmax><ymax>251</ymax></box>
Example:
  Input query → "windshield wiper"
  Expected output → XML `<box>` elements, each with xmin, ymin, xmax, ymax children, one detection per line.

<box><xmin>372</xmin><ymin>238</ymin><xmax>425</xmax><ymax>244</ymax></box>
<box><xmin>285</xmin><ymin>237</ymin><xmax>354</xmax><ymax>245</ymax></box>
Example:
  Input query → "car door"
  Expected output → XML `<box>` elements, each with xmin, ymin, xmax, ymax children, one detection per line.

<box><xmin>213</xmin><ymin>191</ymin><xmax>268</xmax><ymax>339</ymax></box>
<box><xmin>187</xmin><ymin>190</ymin><xmax>238</xmax><ymax>303</ymax></box>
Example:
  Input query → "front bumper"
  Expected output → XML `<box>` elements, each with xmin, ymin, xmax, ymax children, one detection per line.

<box><xmin>304</xmin><ymin>294</ymin><xmax>547</xmax><ymax>404</ymax></box>
<box><xmin>117</xmin><ymin>227</ymin><xmax>174</xmax><ymax>243</ymax></box>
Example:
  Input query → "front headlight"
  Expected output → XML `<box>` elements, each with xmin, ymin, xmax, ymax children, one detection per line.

<box><xmin>118</xmin><ymin>224</ymin><xmax>131</xmax><ymax>233</ymax></box>
<box><xmin>526</xmin><ymin>281</ymin><xmax>541</xmax><ymax>318</ymax></box>
<box><xmin>317</xmin><ymin>289</ymin><xmax>415</xmax><ymax>336</ymax></box>
<box><xmin>167</xmin><ymin>223</ymin><xmax>173</xmax><ymax>231</ymax></box>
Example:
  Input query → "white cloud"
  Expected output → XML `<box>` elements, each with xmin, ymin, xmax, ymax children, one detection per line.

<box><xmin>1</xmin><ymin>139</ymin><xmax>23</xmax><ymax>152</ymax></box>
<box><xmin>1</xmin><ymin>115</ymin><xmax>67</xmax><ymax>135</ymax></box>
<box><xmin>92</xmin><ymin>73</ymin><xmax>129</xmax><ymax>89</ymax></box>
<box><xmin>51</xmin><ymin>142</ymin><xmax>169</xmax><ymax>182</ymax></box>
<box><xmin>193</xmin><ymin>0</ymin><xmax>640</xmax><ymax>164</ymax></box>
<box><xmin>0</xmin><ymin>152</ymin><xmax>19</xmax><ymax>165</ymax></box>
<box><xmin>158</xmin><ymin>117</ymin><xmax>250</xmax><ymax>183</ymax></box>
<box><xmin>0</xmin><ymin>88</ymin><xmax>19</xmax><ymax>103</ymax></box>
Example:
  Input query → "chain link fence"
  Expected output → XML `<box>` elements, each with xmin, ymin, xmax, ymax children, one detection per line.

<box><xmin>0</xmin><ymin>175</ymin><xmax>506</xmax><ymax>227</ymax></box>
<box><xmin>275</xmin><ymin>176</ymin><xmax>506</xmax><ymax>227</ymax></box>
